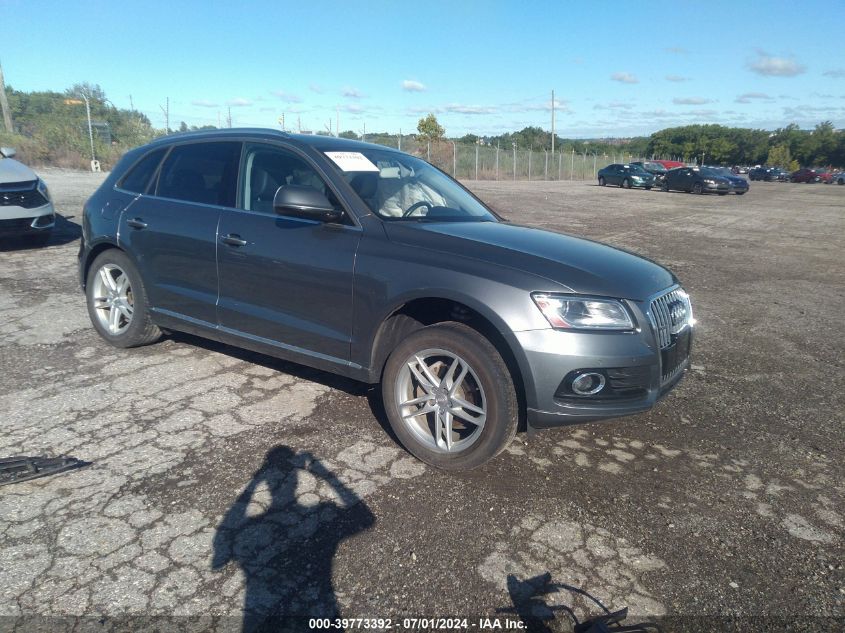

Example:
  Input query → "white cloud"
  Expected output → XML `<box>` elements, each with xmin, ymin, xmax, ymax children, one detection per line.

<box><xmin>823</xmin><ymin>69</ymin><xmax>845</xmax><ymax>79</ymax></box>
<box><xmin>748</xmin><ymin>51</ymin><xmax>806</xmax><ymax>77</ymax></box>
<box><xmin>611</xmin><ymin>72</ymin><xmax>639</xmax><ymax>84</ymax></box>
<box><xmin>402</xmin><ymin>80</ymin><xmax>426</xmax><ymax>92</ymax></box>
<box><xmin>665</xmin><ymin>75</ymin><xmax>690</xmax><ymax>82</ymax></box>
<box><xmin>666</xmin><ymin>46</ymin><xmax>688</xmax><ymax>55</ymax></box>
<box><xmin>191</xmin><ymin>99</ymin><xmax>218</xmax><ymax>108</ymax></box>
<box><xmin>443</xmin><ymin>104</ymin><xmax>496</xmax><ymax>115</ymax></box>
<box><xmin>226</xmin><ymin>97</ymin><xmax>253</xmax><ymax>107</ymax></box>
<box><xmin>342</xmin><ymin>104</ymin><xmax>365</xmax><ymax>114</ymax></box>
<box><xmin>309</xmin><ymin>83</ymin><xmax>324</xmax><ymax>94</ymax></box>
<box><xmin>271</xmin><ymin>90</ymin><xmax>302</xmax><ymax>103</ymax></box>
<box><xmin>735</xmin><ymin>92</ymin><xmax>773</xmax><ymax>103</ymax></box>
<box><xmin>342</xmin><ymin>87</ymin><xmax>363</xmax><ymax>99</ymax></box>
<box><xmin>673</xmin><ymin>97</ymin><xmax>714</xmax><ymax>105</ymax></box>
<box><xmin>593</xmin><ymin>101</ymin><xmax>633</xmax><ymax>110</ymax></box>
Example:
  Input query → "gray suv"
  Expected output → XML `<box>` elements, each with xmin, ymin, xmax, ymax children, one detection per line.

<box><xmin>79</xmin><ymin>130</ymin><xmax>693</xmax><ymax>471</ymax></box>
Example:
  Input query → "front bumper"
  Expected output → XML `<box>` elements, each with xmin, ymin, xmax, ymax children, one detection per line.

<box><xmin>517</xmin><ymin>305</ymin><xmax>692</xmax><ymax>430</ymax></box>
<box><xmin>704</xmin><ymin>182</ymin><xmax>731</xmax><ymax>193</ymax></box>
<box><xmin>0</xmin><ymin>202</ymin><xmax>55</xmax><ymax>236</ymax></box>
<box><xmin>630</xmin><ymin>179</ymin><xmax>655</xmax><ymax>188</ymax></box>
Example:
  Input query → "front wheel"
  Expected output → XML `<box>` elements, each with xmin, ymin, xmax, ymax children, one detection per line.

<box><xmin>598</xmin><ymin>176</ymin><xmax>606</xmax><ymax>186</ymax></box>
<box><xmin>693</xmin><ymin>183</ymin><xmax>703</xmax><ymax>194</ymax></box>
<box><xmin>621</xmin><ymin>178</ymin><xmax>631</xmax><ymax>189</ymax></box>
<box><xmin>86</xmin><ymin>249</ymin><xmax>162</xmax><ymax>348</ymax></box>
<box><xmin>661</xmin><ymin>181</ymin><xmax>669</xmax><ymax>192</ymax></box>
<box><xmin>735</xmin><ymin>191</ymin><xmax>746</xmax><ymax>195</ymax></box>
<box><xmin>382</xmin><ymin>322</ymin><xmax>518</xmax><ymax>471</ymax></box>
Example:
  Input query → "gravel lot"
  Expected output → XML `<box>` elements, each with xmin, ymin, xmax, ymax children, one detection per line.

<box><xmin>1</xmin><ymin>169</ymin><xmax>843</xmax><ymax>631</ymax></box>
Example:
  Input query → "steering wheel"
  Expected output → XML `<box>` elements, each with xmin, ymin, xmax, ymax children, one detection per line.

<box><xmin>402</xmin><ymin>201</ymin><xmax>433</xmax><ymax>217</ymax></box>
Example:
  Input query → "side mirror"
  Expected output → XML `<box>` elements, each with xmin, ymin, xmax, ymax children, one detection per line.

<box><xmin>273</xmin><ymin>185</ymin><xmax>344</xmax><ymax>223</ymax></box>
<box><xmin>0</xmin><ymin>147</ymin><xmax>16</xmax><ymax>159</ymax></box>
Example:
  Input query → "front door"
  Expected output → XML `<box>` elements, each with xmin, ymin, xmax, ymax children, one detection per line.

<box><xmin>216</xmin><ymin>142</ymin><xmax>360</xmax><ymax>363</ymax></box>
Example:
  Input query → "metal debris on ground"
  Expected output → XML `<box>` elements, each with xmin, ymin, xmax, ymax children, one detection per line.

<box><xmin>0</xmin><ymin>456</ymin><xmax>91</xmax><ymax>486</ymax></box>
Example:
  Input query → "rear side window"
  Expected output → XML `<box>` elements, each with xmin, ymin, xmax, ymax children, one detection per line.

<box><xmin>120</xmin><ymin>148</ymin><xmax>167</xmax><ymax>193</ymax></box>
<box><xmin>156</xmin><ymin>142</ymin><xmax>241</xmax><ymax>207</ymax></box>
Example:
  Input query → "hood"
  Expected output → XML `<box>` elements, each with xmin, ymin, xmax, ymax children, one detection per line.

<box><xmin>0</xmin><ymin>158</ymin><xmax>38</xmax><ymax>185</ymax></box>
<box><xmin>385</xmin><ymin>220</ymin><xmax>676</xmax><ymax>300</ymax></box>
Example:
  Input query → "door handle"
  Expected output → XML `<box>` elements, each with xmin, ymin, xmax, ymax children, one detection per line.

<box><xmin>220</xmin><ymin>234</ymin><xmax>247</xmax><ymax>247</ymax></box>
<box><xmin>126</xmin><ymin>218</ymin><xmax>147</xmax><ymax>229</ymax></box>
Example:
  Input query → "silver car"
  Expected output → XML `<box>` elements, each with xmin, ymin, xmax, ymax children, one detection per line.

<box><xmin>0</xmin><ymin>146</ymin><xmax>55</xmax><ymax>245</ymax></box>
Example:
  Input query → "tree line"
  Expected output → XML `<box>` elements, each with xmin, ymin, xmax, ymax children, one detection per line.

<box><xmin>2</xmin><ymin>84</ymin><xmax>843</xmax><ymax>170</ymax></box>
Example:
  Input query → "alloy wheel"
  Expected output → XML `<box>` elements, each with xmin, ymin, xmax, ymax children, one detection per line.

<box><xmin>91</xmin><ymin>264</ymin><xmax>134</xmax><ymax>335</ymax></box>
<box><xmin>394</xmin><ymin>348</ymin><xmax>487</xmax><ymax>454</ymax></box>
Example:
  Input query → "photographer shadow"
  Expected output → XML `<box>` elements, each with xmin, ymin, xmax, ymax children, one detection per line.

<box><xmin>213</xmin><ymin>445</ymin><xmax>375</xmax><ymax>633</ymax></box>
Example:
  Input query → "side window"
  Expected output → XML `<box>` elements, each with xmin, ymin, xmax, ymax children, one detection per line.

<box><xmin>156</xmin><ymin>142</ymin><xmax>241</xmax><ymax>207</ymax></box>
<box><xmin>119</xmin><ymin>148</ymin><xmax>167</xmax><ymax>194</ymax></box>
<box><xmin>241</xmin><ymin>143</ymin><xmax>337</xmax><ymax>214</ymax></box>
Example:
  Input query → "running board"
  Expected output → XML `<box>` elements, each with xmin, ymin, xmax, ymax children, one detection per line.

<box><xmin>0</xmin><ymin>456</ymin><xmax>91</xmax><ymax>486</ymax></box>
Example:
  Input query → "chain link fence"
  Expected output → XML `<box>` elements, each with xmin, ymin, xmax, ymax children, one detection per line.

<box><xmin>360</xmin><ymin>137</ymin><xmax>649</xmax><ymax>182</ymax></box>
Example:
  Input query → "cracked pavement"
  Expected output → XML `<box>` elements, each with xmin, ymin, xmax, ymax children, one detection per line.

<box><xmin>0</xmin><ymin>170</ymin><xmax>842</xmax><ymax>631</ymax></box>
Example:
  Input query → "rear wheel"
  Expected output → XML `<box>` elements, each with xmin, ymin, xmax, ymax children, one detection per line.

<box><xmin>86</xmin><ymin>250</ymin><xmax>162</xmax><ymax>348</ymax></box>
<box><xmin>598</xmin><ymin>176</ymin><xmax>606</xmax><ymax>186</ymax></box>
<box><xmin>693</xmin><ymin>183</ymin><xmax>703</xmax><ymax>194</ymax></box>
<box><xmin>621</xmin><ymin>178</ymin><xmax>631</xmax><ymax>189</ymax></box>
<box><xmin>382</xmin><ymin>322</ymin><xmax>518</xmax><ymax>471</ymax></box>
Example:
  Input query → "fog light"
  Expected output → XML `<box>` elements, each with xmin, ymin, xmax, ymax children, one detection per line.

<box><xmin>571</xmin><ymin>372</ymin><xmax>606</xmax><ymax>396</ymax></box>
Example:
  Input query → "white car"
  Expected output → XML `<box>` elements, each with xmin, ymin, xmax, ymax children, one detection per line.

<box><xmin>0</xmin><ymin>147</ymin><xmax>55</xmax><ymax>244</ymax></box>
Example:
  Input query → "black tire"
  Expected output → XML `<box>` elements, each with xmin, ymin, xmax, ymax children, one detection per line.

<box><xmin>645</xmin><ymin>186</ymin><xmax>652</xmax><ymax>190</ymax></box>
<box><xmin>598</xmin><ymin>176</ymin><xmax>606</xmax><ymax>186</ymax></box>
<box><xmin>621</xmin><ymin>178</ymin><xmax>631</xmax><ymax>189</ymax></box>
<box><xmin>381</xmin><ymin>322</ymin><xmax>518</xmax><ymax>471</ymax></box>
<box><xmin>718</xmin><ymin>192</ymin><xmax>727</xmax><ymax>196</ymax></box>
<box><xmin>693</xmin><ymin>183</ymin><xmax>703</xmax><ymax>194</ymax></box>
<box><xmin>86</xmin><ymin>249</ymin><xmax>162</xmax><ymax>348</ymax></box>
<box><xmin>838</xmin><ymin>178</ymin><xmax>844</xmax><ymax>185</ymax></box>
<box><xmin>735</xmin><ymin>191</ymin><xmax>745</xmax><ymax>195</ymax></box>
<box><xmin>661</xmin><ymin>181</ymin><xmax>669</xmax><ymax>192</ymax></box>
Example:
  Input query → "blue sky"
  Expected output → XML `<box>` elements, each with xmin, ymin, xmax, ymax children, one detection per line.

<box><xmin>3</xmin><ymin>0</ymin><xmax>844</xmax><ymax>137</ymax></box>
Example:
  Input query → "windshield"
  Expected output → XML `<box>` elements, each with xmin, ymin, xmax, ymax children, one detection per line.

<box><xmin>643</xmin><ymin>162</ymin><xmax>667</xmax><ymax>172</ymax></box>
<box><xmin>707</xmin><ymin>167</ymin><xmax>732</xmax><ymax>177</ymax></box>
<box><xmin>700</xmin><ymin>168</ymin><xmax>723</xmax><ymax>178</ymax></box>
<box><xmin>627</xmin><ymin>164</ymin><xmax>649</xmax><ymax>175</ymax></box>
<box><xmin>324</xmin><ymin>148</ymin><xmax>497</xmax><ymax>222</ymax></box>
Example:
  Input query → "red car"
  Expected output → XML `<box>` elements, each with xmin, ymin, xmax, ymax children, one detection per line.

<box><xmin>653</xmin><ymin>160</ymin><xmax>685</xmax><ymax>170</ymax></box>
<box><xmin>815</xmin><ymin>169</ymin><xmax>834</xmax><ymax>184</ymax></box>
<box><xmin>790</xmin><ymin>168</ymin><xmax>821</xmax><ymax>183</ymax></box>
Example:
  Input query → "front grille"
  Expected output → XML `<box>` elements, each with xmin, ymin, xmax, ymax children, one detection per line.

<box><xmin>0</xmin><ymin>186</ymin><xmax>48</xmax><ymax>209</ymax></box>
<box><xmin>650</xmin><ymin>287</ymin><xmax>693</xmax><ymax>382</ymax></box>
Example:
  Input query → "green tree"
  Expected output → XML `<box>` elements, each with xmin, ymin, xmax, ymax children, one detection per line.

<box><xmin>767</xmin><ymin>144</ymin><xmax>791</xmax><ymax>168</ymax></box>
<box><xmin>416</xmin><ymin>113</ymin><xmax>444</xmax><ymax>142</ymax></box>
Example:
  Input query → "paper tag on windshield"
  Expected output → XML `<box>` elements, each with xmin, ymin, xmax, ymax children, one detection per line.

<box><xmin>324</xmin><ymin>151</ymin><xmax>379</xmax><ymax>172</ymax></box>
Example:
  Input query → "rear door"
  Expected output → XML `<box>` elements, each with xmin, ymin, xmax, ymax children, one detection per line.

<box><xmin>118</xmin><ymin>141</ymin><xmax>241</xmax><ymax>325</ymax></box>
<box><xmin>216</xmin><ymin>142</ymin><xmax>360</xmax><ymax>362</ymax></box>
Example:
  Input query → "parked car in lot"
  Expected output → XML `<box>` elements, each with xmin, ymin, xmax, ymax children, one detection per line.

<box><xmin>597</xmin><ymin>163</ymin><xmax>656</xmax><ymax>189</ymax></box>
<box><xmin>630</xmin><ymin>161</ymin><xmax>668</xmax><ymax>184</ymax></box>
<box><xmin>704</xmin><ymin>166</ymin><xmax>749</xmax><ymax>195</ymax></box>
<box><xmin>814</xmin><ymin>168</ymin><xmax>834</xmax><ymax>184</ymax></box>
<box><xmin>79</xmin><ymin>130</ymin><xmax>694</xmax><ymax>470</ymax></box>
<box><xmin>770</xmin><ymin>168</ymin><xmax>790</xmax><ymax>182</ymax></box>
<box><xmin>791</xmin><ymin>168</ymin><xmax>821</xmax><ymax>183</ymax></box>
<box><xmin>0</xmin><ymin>146</ymin><xmax>55</xmax><ymax>245</ymax></box>
<box><xmin>653</xmin><ymin>159</ymin><xmax>685</xmax><ymax>170</ymax></box>
<box><xmin>661</xmin><ymin>166</ymin><xmax>731</xmax><ymax>195</ymax></box>
<box><xmin>832</xmin><ymin>171</ymin><xmax>845</xmax><ymax>185</ymax></box>
<box><xmin>748</xmin><ymin>167</ymin><xmax>771</xmax><ymax>181</ymax></box>
<box><xmin>731</xmin><ymin>166</ymin><xmax>748</xmax><ymax>174</ymax></box>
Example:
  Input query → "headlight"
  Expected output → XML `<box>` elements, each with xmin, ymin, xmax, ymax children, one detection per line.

<box><xmin>532</xmin><ymin>294</ymin><xmax>635</xmax><ymax>330</ymax></box>
<box><xmin>703</xmin><ymin>179</ymin><xmax>716</xmax><ymax>185</ymax></box>
<box><xmin>36</xmin><ymin>178</ymin><xmax>51</xmax><ymax>201</ymax></box>
<box><xmin>631</xmin><ymin>175</ymin><xmax>642</xmax><ymax>180</ymax></box>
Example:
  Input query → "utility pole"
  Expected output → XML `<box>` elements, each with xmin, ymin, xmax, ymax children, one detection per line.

<box><xmin>475</xmin><ymin>144</ymin><xmax>479</xmax><ymax>180</ymax></box>
<box><xmin>512</xmin><ymin>143</ymin><xmax>516</xmax><ymax>181</ymax></box>
<box><xmin>495</xmin><ymin>141</ymin><xmax>499</xmax><ymax>181</ymax></box>
<box><xmin>551</xmin><ymin>89</ymin><xmax>555</xmax><ymax>157</ymax></box>
<box><xmin>528</xmin><ymin>149</ymin><xmax>532</xmax><ymax>181</ymax></box>
<box><xmin>227</xmin><ymin>106</ymin><xmax>232</xmax><ymax>128</ymax></box>
<box><xmin>297</xmin><ymin>115</ymin><xmax>301</xmax><ymax>133</ymax></box>
<box><xmin>128</xmin><ymin>94</ymin><xmax>135</xmax><ymax>111</ymax></box>
<box><xmin>398</xmin><ymin>128</ymin><xmax>401</xmax><ymax>151</ymax></box>
<box><xmin>160</xmin><ymin>97</ymin><xmax>170</xmax><ymax>132</ymax></box>
<box><xmin>452</xmin><ymin>140</ymin><xmax>456</xmax><ymax>177</ymax></box>
<box><xmin>0</xmin><ymin>60</ymin><xmax>12</xmax><ymax>133</ymax></box>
